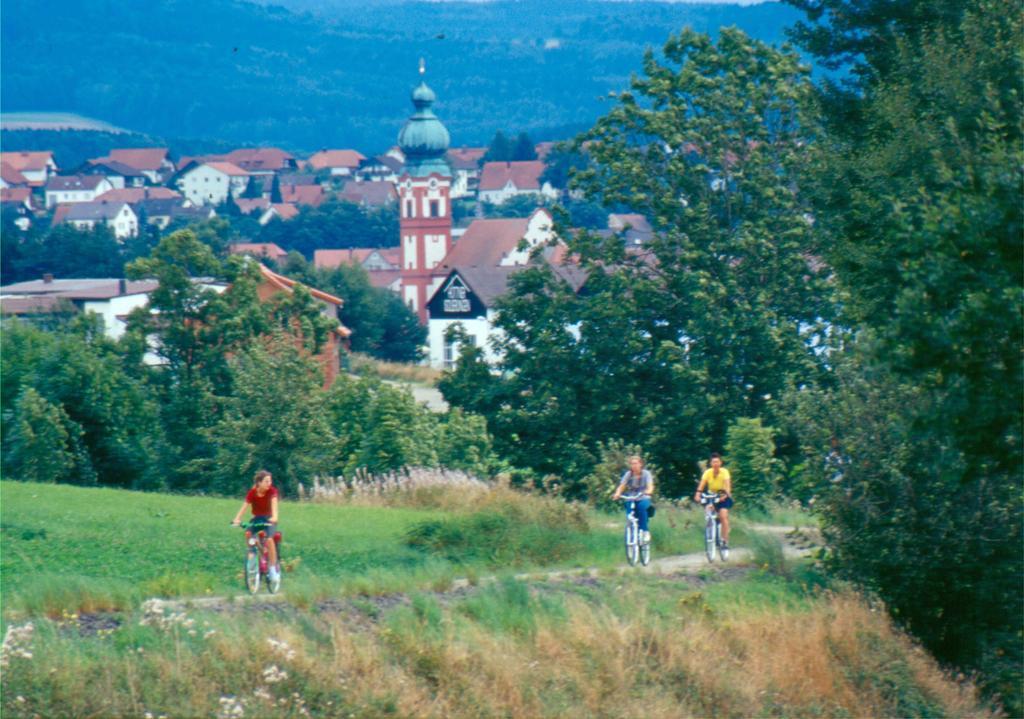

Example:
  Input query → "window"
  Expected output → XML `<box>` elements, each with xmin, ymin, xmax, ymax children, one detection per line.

<box><xmin>430</xmin><ymin>200</ymin><xmax>440</xmax><ymax>218</ymax></box>
<box><xmin>443</xmin><ymin>339</ymin><xmax>456</xmax><ymax>370</ymax></box>
<box><xmin>405</xmin><ymin>200</ymin><xmax>414</xmax><ymax>218</ymax></box>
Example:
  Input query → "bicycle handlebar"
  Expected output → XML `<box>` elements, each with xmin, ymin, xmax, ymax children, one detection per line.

<box><xmin>619</xmin><ymin>493</ymin><xmax>648</xmax><ymax>502</ymax></box>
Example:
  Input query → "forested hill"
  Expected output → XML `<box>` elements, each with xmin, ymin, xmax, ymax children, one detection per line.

<box><xmin>1</xmin><ymin>0</ymin><xmax>801</xmax><ymax>153</ymax></box>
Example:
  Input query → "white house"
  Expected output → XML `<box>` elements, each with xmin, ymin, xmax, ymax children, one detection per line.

<box><xmin>177</xmin><ymin>162</ymin><xmax>250</xmax><ymax>206</ymax></box>
<box><xmin>0</xmin><ymin>151</ymin><xmax>58</xmax><ymax>187</ymax></box>
<box><xmin>477</xmin><ymin>161</ymin><xmax>558</xmax><ymax>205</ymax></box>
<box><xmin>45</xmin><ymin>175</ymin><xmax>117</xmax><ymax>209</ymax></box>
<box><xmin>93</xmin><ymin>148</ymin><xmax>175</xmax><ymax>184</ymax></box>
<box><xmin>424</xmin><ymin>209</ymin><xmax>566</xmax><ymax>368</ymax></box>
<box><xmin>61</xmin><ymin>201</ymin><xmax>139</xmax><ymax>239</ymax></box>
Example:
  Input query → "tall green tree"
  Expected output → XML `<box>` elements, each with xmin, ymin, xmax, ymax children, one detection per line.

<box><xmin>3</xmin><ymin>387</ymin><xmax>83</xmax><ymax>484</ymax></box>
<box><xmin>442</xmin><ymin>28</ymin><xmax>830</xmax><ymax>496</ymax></box>
<box><xmin>511</xmin><ymin>132</ymin><xmax>537</xmax><ymax>161</ymax></box>
<box><xmin>482</xmin><ymin>130</ymin><xmax>512</xmax><ymax>163</ymax></box>
<box><xmin>785</xmin><ymin>0</ymin><xmax>1022</xmax><ymax>709</ymax></box>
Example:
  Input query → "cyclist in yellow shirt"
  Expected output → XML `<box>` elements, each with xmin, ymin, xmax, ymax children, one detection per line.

<box><xmin>694</xmin><ymin>453</ymin><xmax>733</xmax><ymax>549</ymax></box>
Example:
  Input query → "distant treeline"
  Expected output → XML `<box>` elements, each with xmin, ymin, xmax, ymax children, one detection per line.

<box><xmin>1</xmin><ymin>0</ymin><xmax>801</xmax><ymax>152</ymax></box>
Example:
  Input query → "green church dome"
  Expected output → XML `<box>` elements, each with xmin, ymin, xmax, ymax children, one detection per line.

<box><xmin>398</xmin><ymin>79</ymin><xmax>451</xmax><ymax>178</ymax></box>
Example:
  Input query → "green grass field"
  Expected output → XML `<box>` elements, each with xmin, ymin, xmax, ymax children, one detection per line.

<box><xmin>0</xmin><ymin>481</ymin><xmax>787</xmax><ymax>615</ymax></box>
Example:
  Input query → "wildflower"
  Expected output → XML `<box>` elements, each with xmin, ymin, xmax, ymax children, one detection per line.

<box><xmin>262</xmin><ymin>664</ymin><xmax>288</xmax><ymax>683</ymax></box>
<box><xmin>252</xmin><ymin>687</ymin><xmax>272</xmax><ymax>701</ymax></box>
<box><xmin>204</xmin><ymin>630</ymin><xmax>218</xmax><ymax>639</ymax></box>
<box><xmin>266</xmin><ymin>638</ymin><xmax>296</xmax><ymax>660</ymax></box>
<box><xmin>217</xmin><ymin>695</ymin><xmax>245</xmax><ymax>719</ymax></box>
<box><xmin>1</xmin><ymin>622</ymin><xmax>35</xmax><ymax>668</ymax></box>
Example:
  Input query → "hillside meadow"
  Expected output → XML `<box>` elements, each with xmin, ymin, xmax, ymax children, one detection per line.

<box><xmin>1</xmin><ymin>479</ymin><xmax>736</xmax><ymax>615</ymax></box>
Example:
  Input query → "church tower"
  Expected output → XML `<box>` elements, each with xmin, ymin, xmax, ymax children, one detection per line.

<box><xmin>397</xmin><ymin>63</ymin><xmax>452</xmax><ymax>323</ymax></box>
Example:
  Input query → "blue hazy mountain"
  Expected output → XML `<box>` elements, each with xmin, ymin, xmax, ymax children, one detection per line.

<box><xmin>2</xmin><ymin>0</ymin><xmax>803</xmax><ymax>152</ymax></box>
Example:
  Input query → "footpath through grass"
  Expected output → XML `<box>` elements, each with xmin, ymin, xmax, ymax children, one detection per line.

<box><xmin>0</xmin><ymin>481</ymin><xmax>781</xmax><ymax>616</ymax></box>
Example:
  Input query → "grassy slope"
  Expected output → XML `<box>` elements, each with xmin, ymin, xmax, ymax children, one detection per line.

<box><xmin>1</xmin><ymin>481</ymin><xmax>767</xmax><ymax>613</ymax></box>
<box><xmin>0</xmin><ymin>571</ymin><xmax>991</xmax><ymax>719</ymax></box>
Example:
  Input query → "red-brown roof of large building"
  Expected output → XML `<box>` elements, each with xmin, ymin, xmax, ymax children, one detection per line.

<box><xmin>1</xmin><ymin>187</ymin><xmax>33</xmax><ymax>206</ymax></box>
<box><xmin>203</xmin><ymin>161</ymin><xmax>250</xmax><ymax>177</ymax></box>
<box><xmin>236</xmin><ymin>197</ymin><xmax>270</xmax><ymax>215</ymax></box>
<box><xmin>440</xmin><ymin>217</ymin><xmax>532</xmax><ymax>268</ymax></box>
<box><xmin>1</xmin><ymin>162</ymin><xmax>29</xmax><ymax>186</ymax></box>
<box><xmin>281</xmin><ymin>184</ymin><xmax>325</xmax><ymax>207</ymax></box>
<box><xmin>266</xmin><ymin>203</ymin><xmax>300</xmax><ymax>221</ymax></box>
<box><xmin>478</xmin><ymin>161</ymin><xmax>546</xmax><ymax>191</ymax></box>
<box><xmin>97</xmin><ymin>148</ymin><xmax>169</xmax><ymax>172</ymax></box>
<box><xmin>0</xmin><ymin>151</ymin><xmax>54</xmax><ymax>173</ymax></box>
<box><xmin>224</xmin><ymin>148</ymin><xmax>295</xmax><ymax>172</ymax></box>
<box><xmin>314</xmin><ymin>249</ymin><xmax>375</xmax><ymax>268</ymax></box>
<box><xmin>45</xmin><ymin>174</ymin><xmax>111</xmax><ymax>192</ymax></box>
<box><xmin>257</xmin><ymin>264</ymin><xmax>351</xmax><ymax>338</ymax></box>
<box><xmin>307</xmin><ymin>150</ymin><xmax>366</xmax><ymax>171</ymax></box>
<box><xmin>94</xmin><ymin>187</ymin><xmax>181</xmax><ymax>203</ymax></box>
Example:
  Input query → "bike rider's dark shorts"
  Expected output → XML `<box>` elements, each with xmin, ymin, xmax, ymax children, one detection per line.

<box><xmin>248</xmin><ymin>515</ymin><xmax>278</xmax><ymax>541</ymax></box>
<box><xmin>714</xmin><ymin>496</ymin><xmax>734</xmax><ymax>511</ymax></box>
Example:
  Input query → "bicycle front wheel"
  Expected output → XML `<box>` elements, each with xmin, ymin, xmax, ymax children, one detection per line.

<box><xmin>705</xmin><ymin>519</ymin><xmax>717</xmax><ymax>562</ymax></box>
<box><xmin>625</xmin><ymin>523</ymin><xmax>639</xmax><ymax>566</ymax></box>
<box><xmin>245</xmin><ymin>551</ymin><xmax>261</xmax><ymax>594</ymax></box>
<box><xmin>640</xmin><ymin>535</ymin><xmax>651</xmax><ymax>566</ymax></box>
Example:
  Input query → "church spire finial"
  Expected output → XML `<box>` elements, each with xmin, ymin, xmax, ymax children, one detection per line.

<box><xmin>419</xmin><ymin>57</ymin><xmax>425</xmax><ymax>76</ymax></box>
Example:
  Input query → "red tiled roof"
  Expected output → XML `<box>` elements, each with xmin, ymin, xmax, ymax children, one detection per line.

<box><xmin>339</xmin><ymin>180</ymin><xmax>397</xmax><ymax>207</ymax></box>
<box><xmin>203</xmin><ymin>161</ymin><xmax>249</xmax><ymax>177</ymax></box>
<box><xmin>478</xmin><ymin>161</ymin><xmax>545</xmax><ymax>191</ymax></box>
<box><xmin>0</xmin><ymin>187</ymin><xmax>32</xmax><ymax>205</ymax></box>
<box><xmin>257</xmin><ymin>264</ymin><xmax>351</xmax><ymax>337</ymax></box>
<box><xmin>229</xmin><ymin>243</ymin><xmax>287</xmax><ymax>260</ymax></box>
<box><xmin>94</xmin><ymin>187</ymin><xmax>181</xmax><ymax>203</ymax></box>
<box><xmin>440</xmin><ymin>217</ymin><xmax>531</xmax><ymax>268</ymax></box>
<box><xmin>0</xmin><ymin>151</ymin><xmax>54</xmax><ymax>172</ymax></box>
<box><xmin>534</xmin><ymin>142</ymin><xmax>556</xmax><ymax>160</ymax></box>
<box><xmin>100</xmin><ymin>148</ymin><xmax>169</xmax><ymax>172</ymax></box>
<box><xmin>366</xmin><ymin>269</ymin><xmax>401</xmax><ymax>290</ymax></box>
<box><xmin>45</xmin><ymin>174</ymin><xmax>110</xmax><ymax>192</ymax></box>
<box><xmin>608</xmin><ymin>213</ymin><xmax>652</xmax><ymax>233</ymax></box>
<box><xmin>236</xmin><ymin>197</ymin><xmax>270</xmax><ymax>214</ymax></box>
<box><xmin>314</xmin><ymin>249</ymin><xmax>375</xmax><ymax>269</ymax></box>
<box><xmin>378</xmin><ymin>248</ymin><xmax>400</xmax><ymax>266</ymax></box>
<box><xmin>307</xmin><ymin>150</ymin><xmax>366</xmax><ymax>171</ymax></box>
<box><xmin>224</xmin><ymin>148</ymin><xmax>295</xmax><ymax>172</ymax></box>
<box><xmin>281</xmin><ymin>184</ymin><xmax>325</xmax><ymax>207</ymax></box>
<box><xmin>448</xmin><ymin>147</ymin><xmax>486</xmax><ymax>163</ymax></box>
<box><xmin>52</xmin><ymin>204</ymin><xmax>74</xmax><ymax>225</ymax></box>
<box><xmin>1</xmin><ymin>162</ymin><xmax>29</xmax><ymax>186</ymax></box>
<box><xmin>267</xmin><ymin>203</ymin><xmax>299</xmax><ymax>221</ymax></box>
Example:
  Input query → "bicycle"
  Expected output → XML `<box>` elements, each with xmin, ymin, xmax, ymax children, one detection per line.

<box><xmin>620</xmin><ymin>493</ymin><xmax>651</xmax><ymax>567</ymax></box>
<box><xmin>237</xmin><ymin>519</ymin><xmax>281</xmax><ymax>594</ymax></box>
<box><xmin>699</xmin><ymin>491</ymin><xmax>729</xmax><ymax>562</ymax></box>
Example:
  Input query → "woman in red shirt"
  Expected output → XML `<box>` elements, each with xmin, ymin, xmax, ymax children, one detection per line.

<box><xmin>231</xmin><ymin>469</ymin><xmax>280</xmax><ymax>582</ymax></box>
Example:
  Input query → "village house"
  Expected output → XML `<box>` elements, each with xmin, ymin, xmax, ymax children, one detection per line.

<box><xmin>280</xmin><ymin>183</ymin><xmax>325</xmax><ymax>207</ymax></box>
<box><xmin>222</xmin><ymin>148</ymin><xmax>297</xmax><ymax>175</ymax></box>
<box><xmin>356</xmin><ymin>154</ymin><xmax>403</xmax><ymax>184</ymax></box>
<box><xmin>129</xmin><ymin>197</ymin><xmax>210</xmax><ymax>229</ymax></box>
<box><xmin>445</xmin><ymin>147</ymin><xmax>484</xmax><ymax>198</ymax></box>
<box><xmin>425</xmin><ymin>209</ymin><xmax>564</xmax><ymax>367</ymax></box>
<box><xmin>258</xmin><ymin>203</ymin><xmax>300</xmax><ymax>225</ymax></box>
<box><xmin>56</xmin><ymin>201</ymin><xmax>139</xmax><ymax>239</ymax></box>
<box><xmin>0</xmin><ymin>151</ymin><xmax>58</xmax><ymax>187</ymax></box>
<box><xmin>80</xmin><ymin>159</ymin><xmax>147</xmax><ymax>188</ymax></box>
<box><xmin>1</xmin><ymin>266</ymin><xmax>349</xmax><ymax>384</ymax></box>
<box><xmin>176</xmin><ymin>162</ymin><xmax>250</xmax><ymax>206</ymax></box>
<box><xmin>314</xmin><ymin>247</ymin><xmax>402</xmax><ymax>290</ymax></box>
<box><xmin>229</xmin><ymin>242</ymin><xmax>288</xmax><ymax>263</ymax></box>
<box><xmin>307</xmin><ymin>149</ymin><xmax>366</xmax><ymax>177</ymax></box>
<box><xmin>89</xmin><ymin>148</ymin><xmax>174</xmax><ymax>184</ymax></box>
<box><xmin>338</xmin><ymin>180</ymin><xmax>397</xmax><ymax>208</ymax></box>
<box><xmin>0</xmin><ymin>162</ymin><xmax>31</xmax><ymax>189</ymax></box>
<box><xmin>44</xmin><ymin>175</ymin><xmax>117</xmax><ymax>208</ymax></box>
<box><xmin>477</xmin><ymin>160</ymin><xmax>558</xmax><ymax>205</ymax></box>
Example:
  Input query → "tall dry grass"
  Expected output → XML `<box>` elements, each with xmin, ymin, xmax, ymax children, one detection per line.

<box><xmin>348</xmin><ymin>352</ymin><xmax>442</xmax><ymax>385</ymax></box>
<box><xmin>298</xmin><ymin>467</ymin><xmax>490</xmax><ymax>510</ymax></box>
<box><xmin>3</xmin><ymin>585</ymin><xmax>994</xmax><ymax>719</ymax></box>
